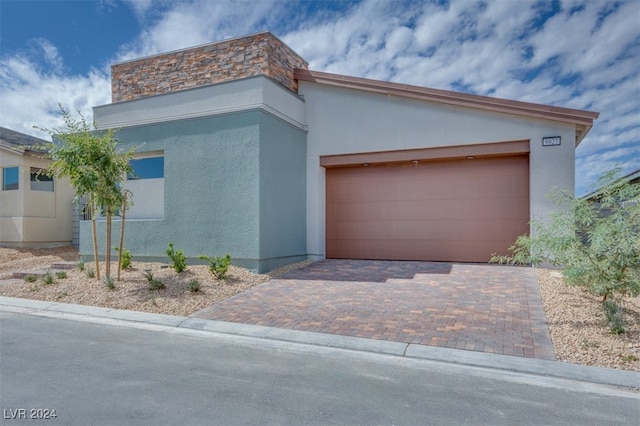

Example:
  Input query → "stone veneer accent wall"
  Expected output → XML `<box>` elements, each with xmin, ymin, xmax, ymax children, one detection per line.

<box><xmin>111</xmin><ymin>32</ymin><xmax>308</xmax><ymax>103</ymax></box>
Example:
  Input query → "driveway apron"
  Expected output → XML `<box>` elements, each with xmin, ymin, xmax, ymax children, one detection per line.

<box><xmin>192</xmin><ymin>260</ymin><xmax>556</xmax><ymax>360</ymax></box>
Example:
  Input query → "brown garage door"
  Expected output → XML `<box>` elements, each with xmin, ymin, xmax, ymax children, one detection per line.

<box><xmin>326</xmin><ymin>155</ymin><xmax>529</xmax><ymax>262</ymax></box>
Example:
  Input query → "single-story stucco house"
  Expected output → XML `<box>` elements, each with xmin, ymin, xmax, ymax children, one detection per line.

<box><xmin>0</xmin><ymin>127</ymin><xmax>74</xmax><ymax>248</ymax></box>
<box><xmin>84</xmin><ymin>31</ymin><xmax>599</xmax><ymax>272</ymax></box>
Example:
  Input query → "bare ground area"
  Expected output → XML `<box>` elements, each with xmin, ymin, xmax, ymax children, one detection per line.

<box><xmin>0</xmin><ymin>247</ymin><xmax>638</xmax><ymax>371</ymax></box>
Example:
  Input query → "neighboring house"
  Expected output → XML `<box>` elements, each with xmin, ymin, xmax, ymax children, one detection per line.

<box><xmin>581</xmin><ymin>168</ymin><xmax>640</xmax><ymax>214</ymax></box>
<box><xmin>582</xmin><ymin>168</ymin><xmax>640</xmax><ymax>201</ymax></box>
<box><xmin>85</xmin><ymin>31</ymin><xmax>599</xmax><ymax>272</ymax></box>
<box><xmin>0</xmin><ymin>127</ymin><xmax>74</xmax><ymax>248</ymax></box>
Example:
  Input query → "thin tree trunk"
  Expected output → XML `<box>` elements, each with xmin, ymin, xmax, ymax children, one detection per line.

<box><xmin>117</xmin><ymin>193</ymin><xmax>127</xmax><ymax>281</ymax></box>
<box><xmin>90</xmin><ymin>196</ymin><xmax>101</xmax><ymax>280</ymax></box>
<box><xmin>105</xmin><ymin>206</ymin><xmax>112</xmax><ymax>279</ymax></box>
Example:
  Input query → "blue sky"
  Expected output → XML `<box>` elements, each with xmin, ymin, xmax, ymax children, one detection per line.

<box><xmin>1</xmin><ymin>0</ymin><xmax>638</xmax><ymax>196</ymax></box>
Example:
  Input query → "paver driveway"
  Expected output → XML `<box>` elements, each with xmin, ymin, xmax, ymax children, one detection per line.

<box><xmin>192</xmin><ymin>260</ymin><xmax>556</xmax><ymax>360</ymax></box>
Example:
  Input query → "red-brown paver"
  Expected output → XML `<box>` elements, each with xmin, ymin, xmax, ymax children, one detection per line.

<box><xmin>192</xmin><ymin>260</ymin><xmax>556</xmax><ymax>360</ymax></box>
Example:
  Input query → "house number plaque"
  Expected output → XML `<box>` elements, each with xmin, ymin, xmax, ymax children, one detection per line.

<box><xmin>542</xmin><ymin>136</ymin><xmax>561</xmax><ymax>146</ymax></box>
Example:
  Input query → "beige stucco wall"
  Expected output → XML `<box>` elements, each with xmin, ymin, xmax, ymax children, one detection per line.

<box><xmin>0</xmin><ymin>149</ymin><xmax>74</xmax><ymax>247</ymax></box>
<box><xmin>298</xmin><ymin>81</ymin><xmax>576</xmax><ymax>260</ymax></box>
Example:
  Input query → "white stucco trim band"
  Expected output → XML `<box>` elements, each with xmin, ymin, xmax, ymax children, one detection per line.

<box><xmin>94</xmin><ymin>76</ymin><xmax>307</xmax><ymax>131</ymax></box>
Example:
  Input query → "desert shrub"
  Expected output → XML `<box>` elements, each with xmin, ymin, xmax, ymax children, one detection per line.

<box><xmin>144</xmin><ymin>269</ymin><xmax>165</xmax><ymax>290</ymax></box>
<box><xmin>86</xmin><ymin>267</ymin><xmax>95</xmax><ymax>278</ymax></box>
<box><xmin>104</xmin><ymin>275</ymin><xmax>116</xmax><ymax>290</ymax></box>
<box><xmin>55</xmin><ymin>271</ymin><xmax>67</xmax><ymax>279</ymax></box>
<box><xmin>491</xmin><ymin>169</ymin><xmax>639</xmax><ymax>332</ymax></box>
<box><xmin>114</xmin><ymin>247</ymin><xmax>133</xmax><ymax>269</ymax></box>
<box><xmin>198</xmin><ymin>254</ymin><xmax>232</xmax><ymax>279</ymax></box>
<box><xmin>77</xmin><ymin>259</ymin><xmax>85</xmax><ymax>271</ymax></box>
<box><xmin>23</xmin><ymin>275</ymin><xmax>38</xmax><ymax>283</ymax></box>
<box><xmin>42</xmin><ymin>271</ymin><xmax>55</xmax><ymax>285</ymax></box>
<box><xmin>186</xmin><ymin>278</ymin><xmax>201</xmax><ymax>292</ymax></box>
<box><xmin>166</xmin><ymin>242</ymin><xmax>187</xmax><ymax>273</ymax></box>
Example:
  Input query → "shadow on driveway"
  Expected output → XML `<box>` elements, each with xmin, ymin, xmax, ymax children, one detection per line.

<box><xmin>280</xmin><ymin>259</ymin><xmax>453</xmax><ymax>282</ymax></box>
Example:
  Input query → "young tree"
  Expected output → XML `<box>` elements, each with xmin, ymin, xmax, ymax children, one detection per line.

<box><xmin>37</xmin><ymin>106</ymin><xmax>135</xmax><ymax>280</ymax></box>
<box><xmin>492</xmin><ymin>168</ymin><xmax>639</xmax><ymax>308</ymax></box>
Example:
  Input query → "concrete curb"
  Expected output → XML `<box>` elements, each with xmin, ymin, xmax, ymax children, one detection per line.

<box><xmin>1</xmin><ymin>296</ymin><xmax>638</xmax><ymax>390</ymax></box>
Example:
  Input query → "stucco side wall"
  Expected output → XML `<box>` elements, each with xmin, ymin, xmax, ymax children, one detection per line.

<box><xmin>0</xmin><ymin>150</ymin><xmax>25</xmax><ymax>219</ymax></box>
<box><xmin>0</xmin><ymin>218</ymin><xmax>23</xmax><ymax>244</ymax></box>
<box><xmin>258</xmin><ymin>114</ymin><xmax>307</xmax><ymax>271</ymax></box>
<box><xmin>0</xmin><ymin>151</ymin><xmax>73</xmax><ymax>247</ymax></box>
<box><xmin>81</xmin><ymin>112</ymin><xmax>261</xmax><ymax>267</ymax></box>
<box><xmin>299</xmin><ymin>82</ymin><xmax>576</xmax><ymax>259</ymax></box>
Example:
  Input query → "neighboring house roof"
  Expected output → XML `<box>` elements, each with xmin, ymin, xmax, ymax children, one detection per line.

<box><xmin>0</xmin><ymin>127</ymin><xmax>49</xmax><ymax>155</ymax></box>
<box><xmin>294</xmin><ymin>69</ymin><xmax>599</xmax><ymax>146</ymax></box>
<box><xmin>581</xmin><ymin>168</ymin><xmax>640</xmax><ymax>201</ymax></box>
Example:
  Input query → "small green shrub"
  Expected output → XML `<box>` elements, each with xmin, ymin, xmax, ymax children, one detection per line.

<box><xmin>144</xmin><ymin>269</ymin><xmax>165</xmax><ymax>290</ymax></box>
<box><xmin>77</xmin><ymin>259</ymin><xmax>85</xmax><ymax>271</ymax></box>
<box><xmin>186</xmin><ymin>278</ymin><xmax>201</xmax><ymax>292</ymax></box>
<box><xmin>148</xmin><ymin>279</ymin><xmax>165</xmax><ymax>290</ymax></box>
<box><xmin>198</xmin><ymin>254</ymin><xmax>232</xmax><ymax>279</ymax></box>
<box><xmin>603</xmin><ymin>300</ymin><xmax>625</xmax><ymax>335</ymax></box>
<box><xmin>86</xmin><ymin>267</ymin><xmax>95</xmax><ymax>278</ymax></box>
<box><xmin>104</xmin><ymin>275</ymin><xmax>116</xmax><ymax>290</ymax></box>
<box><xmin>166</xmin><ymin>242</ymin><xmax>187</xmax><ymax>273</ymax></box>
<box><xmin>55</xmin><ymin>271</ymin><xmax>67</xmax><ymax>279</ymax></box>
<box><xmin>42</xmin><ymin>271</ymin><xmax>55</xmax><ymax>285</ymax></box>
<box><xmin>114</xmin><ymin>247</ymin><xmax>132</xmax><ymax>269</ymax></box>
<box><xmin>23</xmin><ymin>274</ymin><xmax>38</xmax><ymax>283</ymax></box>
<box><xmin>55</xmin><ymin>291</ymin><xmax>69</xmax><ymax>301</ymax></box>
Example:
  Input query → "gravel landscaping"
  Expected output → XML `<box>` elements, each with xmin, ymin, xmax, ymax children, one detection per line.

<box><xmin>1</xmin><ymin>246</ymin><xmax>638</xmax><ymax>372</ymax></box>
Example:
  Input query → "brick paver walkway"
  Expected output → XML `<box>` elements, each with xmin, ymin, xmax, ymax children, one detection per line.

<box><xmin>192</xmin><ymin>260</ymin><xmax>555</xmax><ymax>360</ymax></box>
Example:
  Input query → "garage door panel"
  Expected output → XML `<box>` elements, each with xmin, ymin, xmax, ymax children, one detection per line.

<box><xmin>332</xmin><ymin>220</ymin><xmax>392</xmax><ymax>240</ymax></box>
<box><xmin>326</xmin><ymin>155</ymin><xmax>529</xmax><ymax>262</ymax></box>
<box><xmin>327</xmin><ymin>201</ymin><xmax>398</xmax><ymax>222</ymax></box>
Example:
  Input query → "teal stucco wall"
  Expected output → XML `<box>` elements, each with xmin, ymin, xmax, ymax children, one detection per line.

<box><xmin>258</xmin><ymin>113</ymin><xmax>307</xmax><ymax>271</ymax></box>
<box><xmin>80</xmin><ymin>109</ymin><xmax>307</xmax><ymax>272</ymax></box>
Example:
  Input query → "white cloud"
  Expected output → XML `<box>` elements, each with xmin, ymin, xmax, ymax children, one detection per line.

<box><xmin>0</xmin><ymin>51</ymin><xmax>110</xmax><ymax>140</ymax></box>
<box><xmin>115</xmin><ymin>0</ymin><xmax>288</xmax><ymax>62</ymax></box>
<box><xmin>121</xmin><ymin>0</ymin><xmax>156</xmax><ymax>22</ymax></box>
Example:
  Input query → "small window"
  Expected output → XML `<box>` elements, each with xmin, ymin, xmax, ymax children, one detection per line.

<box><xmin>128</xmin><ymin>157</ymin><xmax>164</xmax><ymax>180</ymax></box>
<box><xmin>30</xmin><ymin>168</ymin><xmax>54</xmax><ymax>192</ymax></box>
<box><xmin>2</xmin><ymin>167</ymin><xmax>19</xmax><ymax>190</ymax></box>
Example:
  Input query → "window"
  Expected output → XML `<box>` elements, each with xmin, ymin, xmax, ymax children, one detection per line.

<box><xmin>2</xmin><ymin>167</ymin><xmax>19</xmax><ymax>190</ymax></box>
<box><xmin>128</xmin><ymin>157</ymin><xmax>164</xmax><ymax>180</ymax></box>
<box><xmin>30</xmin><ymin>168</ymin><xmax>54</xmax><ymax>192</ymax></box>
<box><xmin>125</xmin><ymin>155</ymin><xmax>164</xmax><ymax>219</ymax></box>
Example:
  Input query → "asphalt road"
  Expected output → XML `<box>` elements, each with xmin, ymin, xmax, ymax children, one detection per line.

<box><xmin>0</xmin><ymin>310</ymin><xmax>638</xmax><ymax>425</ymax></box>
